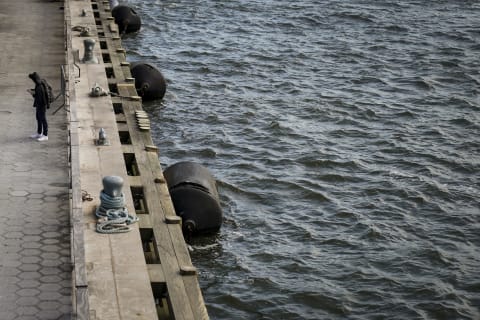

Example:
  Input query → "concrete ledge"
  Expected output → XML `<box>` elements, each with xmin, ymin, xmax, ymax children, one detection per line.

<box><xmin>67</xmin><ymin>0</ymin><xmax>157</xmax><ymax>319</ymax></box>
<box><xmin>67</xmin><ymin>0</ymin><xmax>209</xmax><ymax>319</ymax></box>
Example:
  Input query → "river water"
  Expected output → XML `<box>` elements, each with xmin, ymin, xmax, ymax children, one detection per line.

<box><xmin>121</xmin><ymin>0</ymin><xmax>480</xmax><ymax>319</ymax></box>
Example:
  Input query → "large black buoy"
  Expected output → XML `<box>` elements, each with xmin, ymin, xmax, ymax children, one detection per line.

<box><xmin>130</xmin><ymin>62</ymin><xmax>167</xmax><ymax>100</ymax></box>
<box><xmin>163</xmin><ymin>162</ymin><xmax>223</xmax><ymax>236</ymax></box>
<box><xmin>111</xmin><ymin>5</ymin><xmax>141</xmax><ymax>34</ymax></box>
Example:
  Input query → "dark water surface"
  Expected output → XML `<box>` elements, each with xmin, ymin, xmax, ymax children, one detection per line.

<box><xmin>122</xmin><ymin>0</ymin><xmax>480</xmax><ymax>319</ymax></box>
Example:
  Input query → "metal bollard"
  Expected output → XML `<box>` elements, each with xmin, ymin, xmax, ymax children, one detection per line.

<box><xmin>96</xmin><ymin>176</ymin><xmax>138</xmax><ymax>234</ymax></box>
<box><xmin>80</xmin><ymin>27</ymin><xmax>92</xmax><ymax>37</ymax></box>
<box><xmin>96</xmin><ymin>128</ymin><xmax>110</xmax><ymax>146</ymax></box>
<box><xmin>90</xmin><ymin>83</ymin><xmax>108</xmax><ymax>97</ymax></box>
<box><xmin>81</xmin><ymin>39</ymin><xmax>98</xmax><ymax>64</ymax></box>
<box><xmin>102</xmin><ymin>176</ymin><xmax>123</xmax><ymax>198</ymax></box>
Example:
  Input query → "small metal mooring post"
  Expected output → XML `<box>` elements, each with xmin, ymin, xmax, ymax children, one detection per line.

<box><xmin>90</xmin><ymin>83</ymin><xmax>108</xmax><ymax>97</ymax></box>
<box><xmin>82</xmin><ymin>39</ymin><xmax>98</xmax><ymax>64</ymax></box>
<box><xmin>80</xmin><ymin>27</ymin><xmax>92</xmax><ymax>37</ymax></box>
<box><xmin>96</xmin><ymin>128</ymin><xmax>110</xmax><ymax>146</ymax></box>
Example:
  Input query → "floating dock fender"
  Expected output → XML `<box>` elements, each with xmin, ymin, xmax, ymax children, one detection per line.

<box><xmin>111</xmin><ymin>5</ymin><xmax>141</xmax><ymax>34</ymax></box>
<box><xmin>130</xmin><ymin>62</ymin><xmax>167</xmax><ymax>100</ymax></box>
<box><xmin>163</xmin><ymin>162</ymin><xmax>223</xmax><ymax>236</ymax></box>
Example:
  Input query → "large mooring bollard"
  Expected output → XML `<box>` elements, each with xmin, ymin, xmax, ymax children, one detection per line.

<box><xmin>96</xmin><ymin>176</ymin><xmax>138</xmax><ymax>233</ymax></box>
<box><xmin>81</xmin><ymin>38</ymin><xmax>98</xmax><ymax>64</ymax></box>
<box><xmin>163</xmin><ymin>162</ymin><xmax>223</xmax><ymax>236</ymax></box>
<box><xmin>112</xmin><ymin>5</ymin><xmax>141</xmax><ymax>34</ymax></box>
<box><xmin>130</xmin><ymin>62</ymin><xmax>167</xmax><ymax>100</ymax></box>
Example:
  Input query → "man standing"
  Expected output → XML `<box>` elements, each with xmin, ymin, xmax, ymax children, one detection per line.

<box><xmin>28</xmin><ymin>72</ymin><xmax>49</xmax><ymax>141</ymax></box>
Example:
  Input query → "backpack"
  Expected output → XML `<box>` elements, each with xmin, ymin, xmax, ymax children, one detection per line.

<box><xmin>40</xmin><ymin>79</ymin><xmax>54</xmax><ymax>108</ymax></box>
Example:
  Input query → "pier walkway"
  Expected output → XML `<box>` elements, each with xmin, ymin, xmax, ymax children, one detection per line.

<box><xmin>0</xmin><ymin>0</ymin><xmax>71</xmax><ymax>319</ymax></box>
<box><xmin>0</xmin><ymin>1</ymin><xmax>209</xmax><ymax>319</ymax></box>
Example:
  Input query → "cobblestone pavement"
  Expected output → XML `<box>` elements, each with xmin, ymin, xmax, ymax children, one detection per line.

<box><xmin>0</xmin><ymin>0</ymin><xmax>71</xmax><ymax>319</ymax></box>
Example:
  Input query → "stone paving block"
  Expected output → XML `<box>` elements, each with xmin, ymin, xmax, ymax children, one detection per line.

<box><xmin>39</xmin><ymin>300</ymin><xmax>62</xmax><ymax>310</ymax></box>
<box><xmin>42</xmin><ymin>231</ymin><xmax>63</xmax><ymax>238</ymax></box>
<box><xmin>25</xmin><ymin>199</ymin><xmax>45</xmax><ymax>206</ymax></box>
<box><xmin>19</xmin><ymin>272</ymin><xmax>42</xmax><ymax>281</ymax></box>
<box><xmin>18</xmin><ymin>264</ymin><xmax>41</xmax><ymax>272</ymax></box>
<box><xmin>44</xmin><ymin>196</ymin><xmax>61</xmax><ymax>202</ymax></box>
<box><xmin>0</xmin><ymin>311</ymin><xmax>16</xmax><ymax>320</ymax></box>
<box><xmin>40</xmin><ymin>275</ymin><xmax>63</xmax><ymax>283</ymax></box>
<box><xmin>20</xmin><ymin>256</ymin><xmax>42</xmax><ymax>265</ymax></box>
<box><xmin>3</xmin><ymin>259</ymin><xmax>22</xmax><ymax>268</ymax></box>
<box><xmin>42</xmin><ymin>244</ymin><xmax>62</xmax><ymax>252</ymax></box>
<box><xmin>37</xmin><ymin>310</ymin><xmax>67</xmax><ymax>320</ymax></box>
<box><xmin>39</xmin><ymin>291</ymin><xmax>63</xmax><ymax>301</ymax></box>
<box><xmin>27</xmin><ymin>193</ymin><xmax>45</xmax><ymax>199</ymax></box>
<box><xmin>0</xmin><ymin>293</ymin><xmax>19</xmax><ymax>303</ymax></box>
<box><xmin>2</xmin><ymin>284</ymin><xmax>20</xmax><ymax>294</ymax></box>
<box><xmin>5</xmin><ymin>231</ymin><xmax>23</xmax><ymax>239</ymax></box>
<box><xmin>22</xmin><ymin>228</ymin><xmax>43</xmax><ymax>236</ymax></box>
<box><xmin>9</xmin><ymin>190</ymin><xmax>29</xmax><ymax>197</ymax></box>
<box><xmin>21</xmin><ymin>242</ymin><xmax>43</xmax><ymax>249</ymax></box>
<box><xmin>41</xmin><ymin>252</ymin><xmax>61</xmax><ymax>260</ymax></box>
<box><xmin>5</xmin><ymin>218</ymin><xmax>26</xmax><ymax>226</ymax></box>
<box><xmin>23</xmin><ymin>235</ymin><xmax>42</xmax><ymax>242</ymax></box>
<box><xmin>18</xmin><ymin>279</ymin><xmax>41</xmax><ymax>289</ymax></box>
<box><xmin>17</xmin><ymin>288</ymin><xmax>41</xmax><ymax>297</ymax></box>
<box><xmin>42</xmin><ymin>259</ymin><xmax>62</xmax><ymax>267</ymax></box>
<box><xmin>39</xmin><ymin>283</ymin><xmax>62</xmax><ymax>292</ymax></box>
<box><xmin>17</xmin><ymin>306</ymin><xmax>39</xmax><ymax>316</ymax></box>
<box><xmin>17</xmin><ymin>296</ymin><xmax>40</xmax><ymax>306</ymax></box>
<box><xmin>40</xmin><ymin>267</ymin><xmax>60</xmax><ymax>275</ymax></box>
<box><xmin>44</xmin><ymin>189</ymin><xmax>65</xmax><ymax>196</ymax></box>
<box><xmin>12</xmin><ymin>172</ymin><xmax>32</xmax><ymax>178</ymax></box>
<box><xmin>3</xmin><ymin>276</ymin><xmax>20</xmax><ymax>285</ymax></box>
<box><xmin>42</xmin><ymin>238</ymin><xmax>60</xmax><ymax>245</ymax></box>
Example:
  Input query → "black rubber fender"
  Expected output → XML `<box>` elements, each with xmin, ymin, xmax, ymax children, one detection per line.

<box><xmin>112</xmin><ymin>5</ymin><xmax>141</xmax><ymax>34</ymax></box>
<box><xmin>163</xmin><ymin>162</ymin><xmax>223</xmax><ymax>236</ymax></box>
<box><xmin>130</xmin><ymin>62</ymin><xmax>167</xmax><ymax>100</ymax></box>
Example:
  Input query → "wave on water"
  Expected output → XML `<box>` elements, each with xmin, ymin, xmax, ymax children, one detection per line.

<box><xmin>122</xmin><ymin>0</ymin><xmax>480</xmax><ymax>318</ymax></box>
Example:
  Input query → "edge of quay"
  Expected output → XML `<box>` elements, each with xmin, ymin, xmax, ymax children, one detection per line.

<box><xmin>64</xmin><ymin>1</ymin><xmax>209</xmax><ymax>319</ymax></box>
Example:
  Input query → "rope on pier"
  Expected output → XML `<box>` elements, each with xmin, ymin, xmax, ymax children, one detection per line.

<box><xmin>95</xmin><ymin>191</ymin><xmax>139</xmax><ymax>234</ymax></box>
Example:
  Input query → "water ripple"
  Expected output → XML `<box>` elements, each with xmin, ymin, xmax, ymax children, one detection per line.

<box><xmin>123</xmin><ymin>0</ymin><xmax>480</xmax><ymax>318</ymax></box>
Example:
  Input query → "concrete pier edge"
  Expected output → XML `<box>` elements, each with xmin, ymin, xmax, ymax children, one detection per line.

<box><xmin>65</xmin><ymin>0</ymin><xmax>209</xmax><ymax>319</ymax></box>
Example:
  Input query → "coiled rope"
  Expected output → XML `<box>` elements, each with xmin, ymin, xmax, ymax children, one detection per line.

<box><xmin>95</xmin><ymin>191</ymin><xmax>139</xmax><ymax>234</ymax></box>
